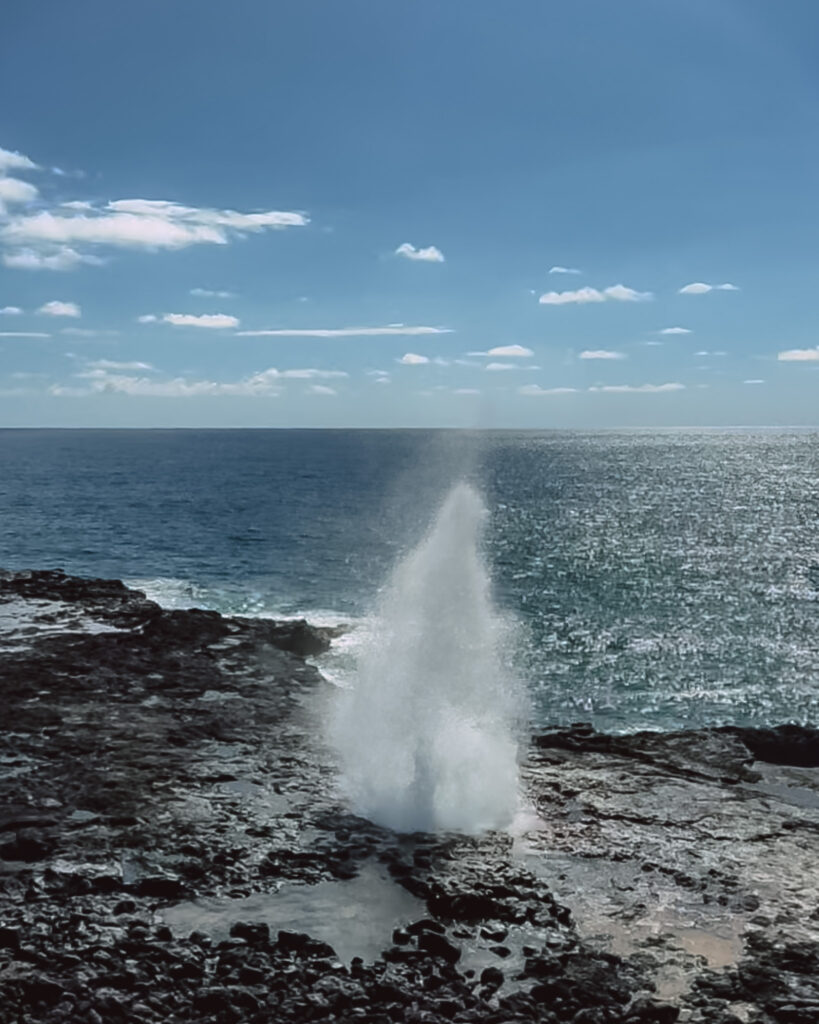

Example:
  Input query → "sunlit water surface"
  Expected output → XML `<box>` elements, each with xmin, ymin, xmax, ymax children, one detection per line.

<box><xmin>0</xmin><ymin>428</ymin><xmax>816</xmax><ymax>732</ymax></box>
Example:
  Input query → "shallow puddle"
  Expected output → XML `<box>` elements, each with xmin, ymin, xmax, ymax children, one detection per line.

<box><xmin>515</xmin><ymin>847</ymin><xmax>746</xmax><ymax>998</ymax></box>
<box><xmin>751</xmin><ymin>763</ymin><xmax>819</xmax><ymax>811</ymax></box>
<box><xmin>160</xmin><ymin>863</ymin><xmax>426</xmax><ymax>964</ymax></box>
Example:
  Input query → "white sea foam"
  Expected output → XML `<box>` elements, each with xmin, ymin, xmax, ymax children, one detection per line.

<box><xmin>329</xmin><ymin>482</ymin><xmax>525</xmax><ymax>834</ymax></box>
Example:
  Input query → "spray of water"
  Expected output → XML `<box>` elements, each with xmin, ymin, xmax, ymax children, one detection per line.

<box><xmin>330</xmin><ymin>482</ymin><xmax>524</xmax><ymax>834</ymax></box>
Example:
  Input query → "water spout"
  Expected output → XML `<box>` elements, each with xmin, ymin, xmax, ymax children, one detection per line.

<box><xmin>331</xmin><ymin>482</ymin><xmax>523</xmax><ymax>833</ymax></box>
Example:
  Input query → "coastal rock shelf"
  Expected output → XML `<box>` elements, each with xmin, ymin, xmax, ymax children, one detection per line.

<box><xmin>1</xmin><ymin>571</ymin><xmax>817</xmax><ymax>1024</ymax></box>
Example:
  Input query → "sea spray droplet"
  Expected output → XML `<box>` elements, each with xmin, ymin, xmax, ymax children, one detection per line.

<box><xmin>330</xmin><ymin>482</ymin><xmax>524</xmax><ymax>833</ymax></box>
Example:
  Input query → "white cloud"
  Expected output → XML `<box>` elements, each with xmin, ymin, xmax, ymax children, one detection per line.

<box><xmin>777</xmin><ymin>347</ymin><xmax>819</xmax><ymax>361</ymax></box>
<box><xmin>589</xmin><ymin>382</ymin><xmax>684</xmax><ymax>393</ymax></box>
<box><xmin>395</xmin><ymin>242</ymin><xmax>445</xmax><ymax>263</ymax></box>
<box><xmin>38</xmin><ymin>300</ymin><xmax>80</xmax><ymax>318</ymax></box>
<box><xmin>603</xmin><ymin>284</ymin><xmax>653</xmax><ymax>302</ymax></box>
<box><xmin>190</xmin><ymin>287</ymin><xmax>235</xmax><ymax>298</ymax></box>
<box><xmin>162</xmin><ymin>313</ymin><xmax>239</xmax><ymax>329</ymax></box>
<box><xmin>236</xmin><ymin>325</ymin><xmax>452</xmax><ymax>338</ymax></box>
<box><xmin>0</xmin><ymin>306</ymin><xmax>22</xmax><ymax>315</ymax></box>
<box><xmin>0</xmin><ymin>196</ymin><xmax>307</xmax><ymax>271</ymax></box>
<box><xmin>306</xmin><ymin>384</ymin><xmax>337</xmax><ymax>395</ymax></box>
<box><xmin>744</xmin><ymin>379</ymin><xmax>765</xmax><ymax>384</ymax></box>
<box><xmin>4</xmin><ymin>201</ymin><xmax>307</xmax><ymax>248</ymax></box>
<box><xmin>485</xmin><ymin>362</ymin><xmax>518</xmax><ymax>371</ymax></box>
<box><xmin>468</xmin><ymin>344</ymin><xmax>534</xmax><ymax>358</ymax></box>
<box><xmin>0</xmin><ymin>146</ymin><xmax>38</xmax><ymax>173</ymax></box>
<box><xmin>0</xmin><ymin>331</ymin><xmax>51</xmax><ymax>338</ymax></box>
<box><xmin>488</xmin><ymin>344</ymin><xmax>533</xmax><ymax>358</ymax></box>
<box><xmin>398</xmin><ymin>352</ymin><xmax>430</xmax><ymax>365</ymax></box>
<box><xmin>539</xmin><ymin>286</ymin><xmax>605</xmax><ymax>306</ymax></box>
<box><xmin>453</xmin><ymin>388</ymin><xmax>480</xmax><ymax>395</ymax></box>
<box><xmin>579</xmin><ymin>349</ymin><xmax>626</xmax><ymax>360</ymax></box>
<box><xmin>518</xmin><ymin>385</ymin><xmax>578</xmax><ymax>396</ymax></box>
<box><xmin>0</xmin><ymin>177</ymin><xmax>38</xmax><ymax>207</ymax></box>
<box><xmin>539</xmin><ymin>283</ymin><xmax>652</xmax><ymax>305</ymax></box>
<box><xmin>548</xmin><ymin>266</ymin><xmax>581</xmax><ymax>275</ymax></box>
<box><xmin>2</xmin><ymin>246</ymin><xmax>103</xmax><ymax>271</ymax></box>
<box><xmin>679</xmin><ymin>282</ymin><xmax>739</xmax><ymax>294</ymax></box>
<box><xmin>659</xmin><ymin>327</ymin><xmax>691</xmax><ymax>335</ymax></box>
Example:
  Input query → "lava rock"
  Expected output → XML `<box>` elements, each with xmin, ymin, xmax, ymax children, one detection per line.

<box><xmin>229</xmin><ymin>920</ymin><xmax>270</xmax><ymax>945</ymax></box>
<box><xmin>480</xmin><ymin>966</ymin><xmax>504</xmax><ymax>988</ymax></box>
<box><xmin>135</xmin><ymin>876</ymin><xmax>186</xmax><ymax>899</ymax></box>
<box><xmin>417</xmin><ymin>931</ymin><xmax>461</xmax><ymax>964</ymax></box>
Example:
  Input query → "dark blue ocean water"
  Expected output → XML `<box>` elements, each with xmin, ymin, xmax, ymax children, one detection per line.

<box><xmin>0</xmin><ymin>428</ymin><xmax>816</xmax><ymax>732</ymax></box>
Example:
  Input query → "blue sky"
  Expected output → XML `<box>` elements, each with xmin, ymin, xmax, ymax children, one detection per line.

<box><xmin>1</xmin><ymin>0</ymin><xmax>818</xmax><ymax>427</ymax></box>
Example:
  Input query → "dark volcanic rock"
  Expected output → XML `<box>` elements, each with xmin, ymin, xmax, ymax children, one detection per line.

<box><xmin>417</xmin><ymin>930</ymin><xmax>461</xmax><ymax>963</ymax></box>
<box><xmin>0</xmin><ymin>570</ymin><xmax>817</xmax><ymax>1024</ymax></box>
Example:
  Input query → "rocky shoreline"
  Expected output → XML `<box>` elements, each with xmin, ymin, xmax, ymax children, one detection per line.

<box><xmin>1</xmin><ymin>570</ymin><xmax>817</xmax><ymax>1024</ymax></box>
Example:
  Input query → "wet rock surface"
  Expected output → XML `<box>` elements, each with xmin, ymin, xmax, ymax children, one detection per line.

<box><xmin>1</xmin><ymin>570</ymin><xmax>817</xmax><ymax>1023</ymax></box>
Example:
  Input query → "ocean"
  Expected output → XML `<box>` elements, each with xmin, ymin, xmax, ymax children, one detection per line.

<box><xmin>0</xmin><ymin>428</ymin><xmax>816</xmax><ymax>733</ymax></box>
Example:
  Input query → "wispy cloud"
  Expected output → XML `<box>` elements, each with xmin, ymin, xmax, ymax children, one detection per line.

<box><xmin>53</xmin><ymin>364</ymin><xmax>346</xmax><ymax>398</ymax></box>
<box><xmin>0</xmin><ymin>146</ymin><xmax>38</xmax><ymax>173</ymax></box>
<box><xmin>87</xmin><ymin>360</ymin><xmax>155</xmax><ymax>371</ymax></box>
<box><xmin>4</xmin><ymin>201</ymin><xmax>307</xmax><ymax>250</ymax></box>
<box><xmin>306</xmin><ymin>384</ymin><xmax>337</xmax><ymax>395</ymax></box>
<box><xmin>659</xmin><ymin>327</ymin><xmax>691</xmax><ymax>335</ymax></box>
<box><xmin>190</xmin><ymin>287</ymin><xmax>236</xmax><ymax>298</ymax></box>
<box><xmin>678</xmin><ymin>282</ymin><xmax>739</xmax><ymax>294</ymax></box>
<box><xmin>236</xmin><ymin>325</ymin><xmax>452</xmax><ymax>338</ymax></box>
<box><xmin>0</xmin><ymin>147</ymin><xmax>307</xmax><ymax>269</ymax></box>
<box><xmin>453</xmin><ymin>388</ymin><xmax>480</xmax><ymax>395</ymax></box>
<box><xmin>469</xmin><ymin>344</ymin><xmax>534</xmax><ymax>358</ymax></box>
<box><xmin>539</xmin><ymin>284</ymin><xmax>652</xmax><ymax>305</ymax></box>
<box><xmin>398</xmin><ymin>352</ymin><xmax>430</xmax><ymax>365</ymax></box>
<box><xmin>395</xmin><ymin>242</ymin><xmax>445</xmax><ymax>263</ymax></box>
<box><xmin>38</xmin><ymin>300</ymin><xmax>80</xmax><ymax>318</ymax></box>
<box><xmin>777</xmin><ymin>347</ymin><xmax>819</xmax><ymax>361</ymax></box>
<box><xmin>277</xmin><ymin>368</ymin><xmax>348</xmax><ymax>379</ymax></box>
<box><xmin>589</xmin><ymin>382</ymin><xmax>684</xmax><ymax>393</ymax></box>
<box><xmin>519</xmin><ymin>381</ymin><xmax>685</xmax><ymax>395</ymax></box>
<box><xmin>579</xmin><ymin>349</ymin><xmax>625</xmax><ymax>360</ymax></box>
<box><xmin>60</xmin><ymin>327</ymin><xmax>119</xmax><ymax>337</ymax></box>
<box><xmin>548</xmin><ymin>266</ymin><xmax>581</xmax><ymax>275</ymax></box>
<box><xmin>744</xmin><ymin>379</ymin><xmax>765</xmax><ymax>385</ymax></box>
<box><xmin>0</xmin><ymin>306</ymin><xmax>22</xmax><ymax>315</ymax></box>
<box><xmin>519</xmin><ymin>385</ymin><xmax>578</xmax><ymax>396</ymax></box>
<box><xmin>485</xmin><ymin>362</ymin><xmax>520</xmax><ymax>371</ymax></box>
<box><xmin>0</xmin><ymin>331</ymin><xmax>51</xmax><ymax>338</ymax></box>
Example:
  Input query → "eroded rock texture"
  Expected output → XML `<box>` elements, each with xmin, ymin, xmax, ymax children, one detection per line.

<box><xmin>1</xmin><ymin>571</ymin><xmax>816</xmax><ymax>1023</ymax></box>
